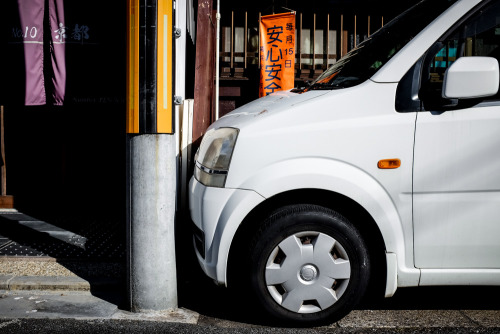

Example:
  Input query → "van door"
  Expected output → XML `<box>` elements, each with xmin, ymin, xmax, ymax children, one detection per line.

<box><xmin>413</xmin><ymin>0</ymin><xmax>500</xmax><ymax>269</ymax></box>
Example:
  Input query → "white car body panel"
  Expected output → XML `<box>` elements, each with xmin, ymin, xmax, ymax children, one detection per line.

<box><xmin>189</xmin><ymin>177</ymin><xmax>265</xmax><ymax>282</ymax></box>
<box><xmin>443</xmin><ymin>57</ymin><xmax>500</xmax><ymax>99</ymax></box>
<box><xmin>385</xmin><ymin>253</ymin><xmax>398</xmax><ymax>297</ymax></box>
<box><xmin>420</xmin><ymin>269</ymin><xmax>500</xmax><ymax>286</ymax></box>
<box><xmin>414</xmin><ymin>105</ymin><xmax>500</xmax><ymax>269</ymax></box>
<box><xmin>188</xmin><ymin>0</ymin><xmax>500</xmax><ymax>298</ymax></box>
<box><xmin>205</xmin><ymin>81</ymin><xmax>420</xmax><ymax>287</ymax></box>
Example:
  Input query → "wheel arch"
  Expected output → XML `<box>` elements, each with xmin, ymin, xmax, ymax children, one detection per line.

<box><xmin>227</xmin><ymin>188</ymin><xmax>388</xmax><ymax>298</ymax></box>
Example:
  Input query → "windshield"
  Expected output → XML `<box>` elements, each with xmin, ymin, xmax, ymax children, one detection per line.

<box><xmin>305</xmin><ymin>0</ymin><xmax>459</xmax><ymax>91</ymax></box>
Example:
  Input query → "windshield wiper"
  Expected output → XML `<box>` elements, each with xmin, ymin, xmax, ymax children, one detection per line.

<box><xmin>308</xmin><ymin>82</ymin><xmax>334</xmax><ymax>90</ymax></box>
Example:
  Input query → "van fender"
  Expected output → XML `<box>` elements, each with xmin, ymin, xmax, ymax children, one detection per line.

<box><xmin>219</xmin><ymin>157</ymin><xmax>420</xmax><ymax>288</ymax></box>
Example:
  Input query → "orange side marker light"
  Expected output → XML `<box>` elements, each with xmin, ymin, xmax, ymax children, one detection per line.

<box><xmin>378</xmin><ymin>159</ymin><xmax>401</xmax><ymax>169</ymax></box>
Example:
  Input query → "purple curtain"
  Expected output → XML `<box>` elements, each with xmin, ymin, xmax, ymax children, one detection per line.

<box><xmin>2</xmin><ymin>0</ymin><xmax>124</xmax><ymax>108</ymax></box>
<box><xmin>16</xmin><ymin>0</ymin><xmax>66</xmax><ymax>106</ymax></box>
<box><xmin>17</xmin><ymin>0</ymin><xmax>45</xmax><ymax>105</ymax></box>
<box><xmin>48</xmin><ymin>0</ymin><xmax>66</xmax><ymax>105</ymax></box>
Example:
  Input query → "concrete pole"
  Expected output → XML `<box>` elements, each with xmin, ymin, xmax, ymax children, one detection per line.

<box><xmin>127</xmin><ymin>134</ymin><xmax>177</xmax><ymax>311</ymax></box>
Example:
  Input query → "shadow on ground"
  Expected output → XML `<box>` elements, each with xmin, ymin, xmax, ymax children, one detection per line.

<box><xmin>175</xmin><ymin>227</ymin><xmax>500</xmax><ymax>327</ymax></box>
<box><xmin>174</xmin><ymin>209</ymin><xmax>500</xmax><ymax>326</ymax></box>
<box><xmin>0</xmin><ymin>211</ymin><xmax>127</xmax><ymax>305</ymax></box>
<box><xmin>178</xmin><ymin>267</ymin><xmax>500</xmax><ymax>327</ymax></box>
<box><xmin>1</xmin><ymin>209</ymin><xmax>499</xmax><ymax>327</ymax></box>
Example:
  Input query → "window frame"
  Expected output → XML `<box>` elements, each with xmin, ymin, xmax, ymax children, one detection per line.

<box><xmin>395</xmin><ymin>0</ymin><xmax>500</xmax><ymax>113</ymax></box>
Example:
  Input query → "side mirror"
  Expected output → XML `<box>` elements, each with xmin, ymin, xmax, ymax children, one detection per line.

<box><xmin>443</xmin><ymin>56</ymin><xmax>499</xmax><ymax>99</ymax></box>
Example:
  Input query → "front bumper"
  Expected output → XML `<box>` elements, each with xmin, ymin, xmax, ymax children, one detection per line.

<box><xmin>189</xmin><ymin>177</ymin><xmax>265</xmax><ymax>285</ymax></box>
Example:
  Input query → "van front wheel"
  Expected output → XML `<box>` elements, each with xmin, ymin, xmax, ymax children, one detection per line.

<box><xmin>249</xmin><ymin>205</ymin><xmax>370</xmax><ymax>325</ymax></box>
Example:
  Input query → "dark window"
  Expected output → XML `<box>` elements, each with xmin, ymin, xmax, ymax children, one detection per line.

<box><xmin>420</xmin><ymin>0</ymin><xmax>500</xmax><ymax>109</ymax></box>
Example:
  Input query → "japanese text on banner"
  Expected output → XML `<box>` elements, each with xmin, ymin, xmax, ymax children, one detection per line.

<box><xmin>259</xmin><ymin>12</ymin><xmax>295</xmax><ymax>97</ymax></box>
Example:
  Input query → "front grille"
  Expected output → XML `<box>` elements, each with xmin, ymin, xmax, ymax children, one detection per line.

<box><xmin>192</xmin><ymin>223</ymin><xmax>205</xmax><ymax>259</ymax></box>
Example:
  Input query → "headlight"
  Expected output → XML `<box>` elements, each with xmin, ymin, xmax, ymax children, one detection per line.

<box><xmin>194</xmin><ymin>127</ymin><xmax>239</xmax><ymax>188</ymax></box>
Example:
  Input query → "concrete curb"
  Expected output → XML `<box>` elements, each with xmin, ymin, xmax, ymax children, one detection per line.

<box><xmin>0</xmin><ymin>256</ymin><xmax>125</xmax><ymax>293</ymax></box>
<box><xmin>0</xmin><ymin>275</ymin><xmax>90</xmax><ymax>291</ymax></box>
<box><xmin>0</xmin><ymin>275</ymin><xmax>123</xmax><ymax>292</ymax></box>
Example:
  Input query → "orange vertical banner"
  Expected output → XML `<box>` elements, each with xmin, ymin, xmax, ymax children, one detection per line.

<box><xmin>259</xmin><ymin>12</ymin><xmax>296</xmax><ymax>97</ymax></box>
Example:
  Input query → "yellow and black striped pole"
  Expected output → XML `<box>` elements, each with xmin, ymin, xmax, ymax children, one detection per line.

<box><xmin>127</xmin><ymin>0</ymin><xmax>174</xmax><ymax>134</ymax></box>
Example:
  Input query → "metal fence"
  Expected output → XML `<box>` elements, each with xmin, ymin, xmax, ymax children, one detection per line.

<box><xmin>219</xmin><ymin>10</ymin><xmax>386</xmax><ymax>81</ymax></box>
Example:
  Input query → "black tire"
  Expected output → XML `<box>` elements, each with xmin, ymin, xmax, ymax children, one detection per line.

<box><xmin>249</xmin><ymin>204</ymin><xmax>370</xmax><ymax>326</ymax></box>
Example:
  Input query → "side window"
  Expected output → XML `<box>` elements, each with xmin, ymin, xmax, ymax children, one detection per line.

<box><xmin>420</xmin><ymin>0</ymin><xmax>500</xmax><ymax>109</ymax></box>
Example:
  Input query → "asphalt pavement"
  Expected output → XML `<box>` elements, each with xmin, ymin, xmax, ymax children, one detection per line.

<box><xmin>0</xmin><ymin>209</ymin><xmax>500</xmax><ymax>333</ymax></box>
<box><xmin>0</xmin><ymin>282</ymin><xmax>500</xmax><ymax>332</ymax></box>
<box><xmin>2</xmin><ymin>318</ymin><xmax>499</xmax><ymax>334</ymax></box>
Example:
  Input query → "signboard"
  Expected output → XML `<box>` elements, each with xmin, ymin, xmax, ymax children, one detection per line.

<box><xmin>259</xmin><ymin>12</ymin><xmax>296</xmax><ymax>97</ymax></box>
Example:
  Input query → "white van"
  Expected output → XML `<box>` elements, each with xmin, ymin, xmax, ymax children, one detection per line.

<box><xmin>189</xmin><ymin>0</ymin><xmax>500</xmax><ymax>325</ymax></box>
